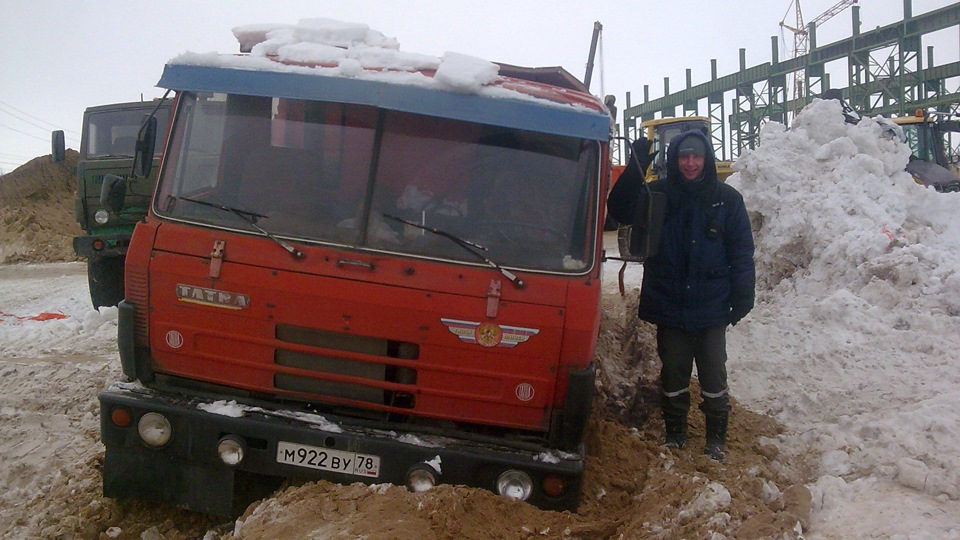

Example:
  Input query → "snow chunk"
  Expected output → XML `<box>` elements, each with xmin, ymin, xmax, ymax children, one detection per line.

<box><xmin>197</xmin><ymin>400</ymin><xmax>245</xmax><ymax>418</ymax></box>
<box><xmin>395</xmin><ymin>433</ymin><xmax>441</xmax><ymax>448</ymax></box>
<box><xmin>678</xmin><ymin>482</ymin><xmax>731</xmax><ymax>522</ymax></box>
<box><xmin>277</xmin><ymin>41</ymin><xmax>347</xmax><ymax>64</ymax></box>
<box><xmin>294</xmin><ymin>17</ymin><xmax>398</xmax><ymax>49</ymax></box>
<box><xmin>535</xmin><ymin>452</ymin><xmax>561</xmax><ymax>464</ymax></box>
<box><xmin>423</xmin><ymin>455</ymin><xmax>442</xmax><ymax>474</ymax></box>
<box><xmin>232</xmin><ymin>23</ymin><xmax>292</xmax><ymax>53</ymax></box>
<box><xmin>434</xmin><ymin>52</ymin><xmax>499</xmax><ymax>93</ymax></box>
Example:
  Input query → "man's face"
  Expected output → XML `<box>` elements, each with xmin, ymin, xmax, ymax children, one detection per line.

<box><xmin>679</xmin><ymin>153</ymin><xmax>705</xmax><ymax>181</ymax></box>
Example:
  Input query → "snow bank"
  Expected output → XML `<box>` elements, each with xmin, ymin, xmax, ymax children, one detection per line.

<box><xmin>0</xmin><ymin>263</ymin><xmax>118</xmax><ymax>359</ymax></box>
<box><xmin>727</xmin><ymin>98</ymin><xmax>960</xmax><ymax>521</ymax></box>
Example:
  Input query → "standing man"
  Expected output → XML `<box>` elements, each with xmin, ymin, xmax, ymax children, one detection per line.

<box><xmin>607</xmin><ymin>129</ymin><xmax>755</xmax><ymax>461</ymax></box>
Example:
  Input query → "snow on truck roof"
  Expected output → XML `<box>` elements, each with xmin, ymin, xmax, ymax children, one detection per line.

<box><xmin>160</xmin><ymin>17</ymin><xmax>612</xmax><ymax>141</ymax></box>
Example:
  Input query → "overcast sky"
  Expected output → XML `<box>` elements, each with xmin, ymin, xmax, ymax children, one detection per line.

<box><xmin>1</xmin><ymin>0</ymin><xmax>957</xmax><ymax>173</ymax></box>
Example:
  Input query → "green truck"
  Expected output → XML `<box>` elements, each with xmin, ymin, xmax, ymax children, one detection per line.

<box><xmin>53</xmin><ymin>100</ymin><xmax>171</xmax><ymax>308</ymax></box>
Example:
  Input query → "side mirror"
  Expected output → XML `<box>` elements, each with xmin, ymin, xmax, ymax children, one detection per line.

<box><xmin>133</xmin><ymin>115</ymin><xmax>157</xmax><ymax>177</ymax></box>
<box><xmin>51</xmin><ymin>130</ymin><xmax>65</xmax><ymax>163</ymax></box>
<box><xmin>622</xmin><ymin>191</ymin><xmax>667</xmax><ymax>261</ymax></box>
<box><xmin>100</xmin><ymin>174</ymin><xmax>127</xmax><ymax>213</ymax></box>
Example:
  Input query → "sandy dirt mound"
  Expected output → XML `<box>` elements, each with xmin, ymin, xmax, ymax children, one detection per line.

<box><xmin>0</xmin><ymin>295</ymin><xmax>813</xmax><ymax>540</ymax></box>
<box><xmin>0</xmin><ymin>155</ymin><xmax>813</xmax><ymax>539</ymax></box>
<box><xmin>0</xmin><ymin>151</ymin><xmax>82</xmax><ymax>264</ymax></box>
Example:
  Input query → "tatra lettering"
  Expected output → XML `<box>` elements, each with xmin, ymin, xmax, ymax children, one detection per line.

<box><xmin>176</xmin><ymin>283</ymin><xmax>250</xmax><ymax>310</ymax></box>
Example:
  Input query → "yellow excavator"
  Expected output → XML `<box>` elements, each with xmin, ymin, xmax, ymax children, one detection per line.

<box><xmin>639</xmin><ymin>116</ymin><xmax>735</xmax><ymax>182</ymax></box>
<box><xmin>892</xmin><ymin>110</ymin><xmax>960</xmax><ymax>193</ymax></box>
<box><xmin>823</xmin><ymin>90</ymin><xmax>960</xmax><ymax>193</ymax></box>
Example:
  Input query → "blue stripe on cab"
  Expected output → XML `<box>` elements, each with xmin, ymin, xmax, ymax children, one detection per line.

<box><xmin>158</xmin><ymin>63</ymin><xmax>610</xmax><ymax>141</ymax></box>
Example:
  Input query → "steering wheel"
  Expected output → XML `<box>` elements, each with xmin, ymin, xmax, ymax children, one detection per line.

<box><xmin>484</xmin><ymin>219</ymin><xmax>568</xmax><ymax>245</ymax></box>
<box><xmin>425</xmin><ymin>201</ymin><xmax>465</xmax><ymax>218</ymax></box>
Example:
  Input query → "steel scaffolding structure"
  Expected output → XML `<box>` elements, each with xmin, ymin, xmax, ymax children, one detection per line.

<box><xmin>620</xmin><ymin>0</ymin><xmax>960</xmax><ymax>164</ymax></box>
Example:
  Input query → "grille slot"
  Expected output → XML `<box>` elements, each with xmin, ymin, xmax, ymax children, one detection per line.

<box><xmin>274</xmin><ymin>325</ymin><xmax>418</xmax><ymax>408</ymax></box>
<box><xmin>125</xmin><ymin>267</ymin><xmax>149</xmax><ymax>345</ymax></box>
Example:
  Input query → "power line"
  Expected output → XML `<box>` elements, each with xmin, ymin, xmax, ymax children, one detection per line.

<box><xmin>0</xmin><ymin>159</ymin><xmax>30</xmax><ymax>169</ymax></box>
<box><xmin>0</xmin><ymin>123</ymin><xmax>80</xmax><ymax>149</ymax></box>
<box><xmin>0</xmin><ymin>107</ymin><xmax>68</xmax><ymax>138</ymax></box>
<box><xmin>0</xmin><ymin>123</ymin><xmax>50</xmax><ymax>142</ymax></box>
<box><xmin>0</xmin><ymin>100</ymin><xmax>81</xmax><ymax>137</ymax></box>
<box><xmin>0</xmin><ymin>151</ymin><xmax>39</xmax><ymax>161</ymax></box>
<box><xmin>0</xmin><ymin>116</ymin><xmax>82</xmax><ymax>147</ymax></box>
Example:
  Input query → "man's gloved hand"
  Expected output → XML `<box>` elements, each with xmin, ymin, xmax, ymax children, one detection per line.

<box><xmin>630</xmin><ymin>137</ymin><xmax>657</xmax><ymax>174</ymax></box>
<box><xmin>730</xmin><ymin>288</ymin><xmax>755</xmax><ymax>326</ymax></box>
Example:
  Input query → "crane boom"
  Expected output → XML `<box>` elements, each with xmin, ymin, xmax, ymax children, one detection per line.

<box><xmin>780</xmin><ymin>0</ymin><xmax>858</xmax><ymax>117</ymax></box>
<box><xmin>584</xmin><ymin>21</ymin><xmax>602</xmax><ymax>91</ymax></box>
<box><xmin>810</xmin><ymin>0</ymin><xmax>858</xmax><ymax>28</ymax></box>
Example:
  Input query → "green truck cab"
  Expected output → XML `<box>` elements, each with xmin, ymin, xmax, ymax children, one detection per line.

<box><xmin>53</xmin><ymin>100</ymin><xmax>171</xmax><ymax>308</ymax></box>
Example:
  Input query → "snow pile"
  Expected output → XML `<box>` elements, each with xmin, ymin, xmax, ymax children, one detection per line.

<box><xmin>234</xmin><ymin>18</ymin><xmax>399</xmax><ymax>53</ymax></box>
<box><xmin>171</xmin><ymin>18</ymin><xmax>499</xmax><ymax>96</ymax></box>
<box><xmin>727</xmin><ymin>98</ymin><xmax>960</xmax><ymax>531</ymax></box>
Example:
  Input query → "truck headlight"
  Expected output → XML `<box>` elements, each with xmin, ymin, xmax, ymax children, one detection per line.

<box><xmin>94</xmin><ymin>209</ymin><xmax>110</xmax><ymax>224</ymax></box>
<box><xmin>217</xmin><ymin>436</ymin><xmax>246</xmax><ymax>466</ymax></box>
<box><xmin>405</xmin><ymin>465</ymin><xmax>438</xmax><ymax>493</ymax></box>
<box><xmin>496</xmin><ymin>470</ymin><xmax>532</xmax><ymax>501</ymax></box>
<box><xmin>137</xmin><ymin>412</ymin><xmax>172</xmax><ymax>447</ymax></box>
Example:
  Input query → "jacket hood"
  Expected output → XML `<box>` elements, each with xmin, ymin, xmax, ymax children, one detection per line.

<box><xmin>665</xmin><ymin>129</ymin><xmax>718</xmax><ymax>185</ymax></box>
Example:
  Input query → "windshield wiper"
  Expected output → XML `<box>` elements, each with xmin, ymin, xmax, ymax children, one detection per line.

<box><xmin>175</xmin><ymin>196</ymin><xmax>305</xmax><ymax>260</ymax></box>
<box><xmin>383</xmin><ymin>213</ymin><xmax>524</xmax><ymax>288</ymax></box>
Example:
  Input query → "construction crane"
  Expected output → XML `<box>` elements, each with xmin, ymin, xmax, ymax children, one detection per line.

<box><xmin>780</xmin><ymin>0</ymin><xmax>858</xmax><ymax>117</ymax></box>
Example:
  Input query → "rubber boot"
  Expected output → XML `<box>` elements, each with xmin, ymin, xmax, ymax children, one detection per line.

<box><xmin>664</xmin><ymin>414</ymin><xmax>688</xmax><ymax>449</ymax></box>
<box><xmin>703</xmin><ymin>411</ymin><xmax>728</xmax><ymax>462</ymax></box>
<box><xmin>662</xmin><ymin>392</ymin><xmax>690</xmax><ymax>449</ymax></box>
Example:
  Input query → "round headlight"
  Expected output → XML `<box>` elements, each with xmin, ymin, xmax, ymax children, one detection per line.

<box><xmin>137</xmin><ymin>412</ymin><xmax>172</xmax><ymax>447</ymax></box>
<box><xmin>217</xmin><ymin>436</ymin><xmax>246</xmax><ymax>466</ymax></box>
<box><xmin>94</xmin><ymin>209</ymin><xmax>110</xmax><ymax>225</ymax></box>
<box><xmin>406</xmin><ymin>466</ymin><xmax>438</xmax><ymax>493</ymax></box>
<box><xmin>496</xmin><ymin>470</ymin><xmax>532</xmax><ymax>501</ymax></box>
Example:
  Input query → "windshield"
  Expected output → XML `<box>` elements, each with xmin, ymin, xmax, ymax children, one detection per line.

<box><xmin>155</xmin><ymin>93</ymin><xmax>600</xmax><ymax>273</ymax></box>
<box><xmin>82</xmin><ymin>105</ymin><xmax>170</xmax><ymax>159</ymax></box>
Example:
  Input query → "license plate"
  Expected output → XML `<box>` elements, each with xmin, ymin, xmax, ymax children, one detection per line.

<box><xmin>276</xmin><ymin>441</ymin><xmax>380</xmax><ymax>478</ymax></box>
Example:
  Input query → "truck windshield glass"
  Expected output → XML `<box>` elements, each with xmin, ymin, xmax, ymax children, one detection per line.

<box><xmin>155</xmin><ymin>92</ymin><xmax>600</xmax><ymax>273</ymax></box>
<box><xmin>83</xmin><ymin>106</ymin><xmax>169</xmax><ymax>159</ymax></box>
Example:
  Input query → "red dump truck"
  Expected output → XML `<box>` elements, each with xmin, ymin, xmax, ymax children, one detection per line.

<box><xmin>99</xmin><ymin>29</ymin><xmax>613</xmax><ymax>515</ymax></box>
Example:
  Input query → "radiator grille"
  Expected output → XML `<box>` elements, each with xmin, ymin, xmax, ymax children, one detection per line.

<box><xmin>274</xmin><ymin>325</ymin><xmax>418</xmax><ymax>408</ymax></box>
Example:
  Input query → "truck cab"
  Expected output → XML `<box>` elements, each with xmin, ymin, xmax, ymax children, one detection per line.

<box><xmin>70</xmin><ymin>100</ymin><xmax>172</xmax><ymax>308</ymax></box>
<box><xmin>894</xmin><ymin>111</ymin><xmax>960</xmax><ymax>193</ymax></box>
<box><xmin>100</xmin><ymin>29</ymin><xmax>612</xmax><ymax>516</ymax></box>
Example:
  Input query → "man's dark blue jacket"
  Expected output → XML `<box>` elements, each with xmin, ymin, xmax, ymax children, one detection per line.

<box><xmin>607</xmin><ymin>130</ymin><xmax>756</xmax><ymax>329</ymax></box>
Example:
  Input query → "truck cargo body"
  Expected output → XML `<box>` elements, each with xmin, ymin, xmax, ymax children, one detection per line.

<box><xmin>100</xmin><ymin>58</ymin><xmax>612</xmax><ymax>515</ymax></box>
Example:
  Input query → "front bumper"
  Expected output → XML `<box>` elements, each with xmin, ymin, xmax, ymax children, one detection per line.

<box><xmin>73</xmin><ymin>233</ymin><xmax>132</xmax><ymax>258</ymax></box>
<box><xmin>100</xmin><ymin>384</ymin><xmax>584</xmax><ymax>516</ymax></box>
